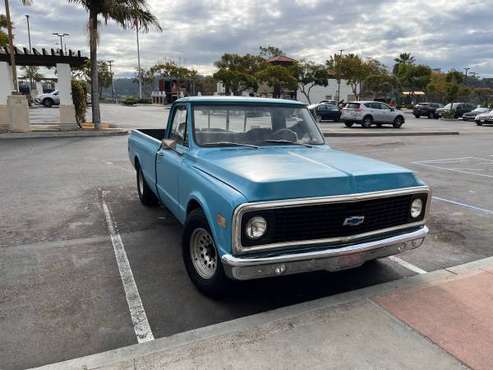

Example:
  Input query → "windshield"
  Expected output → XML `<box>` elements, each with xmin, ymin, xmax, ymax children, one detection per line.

<box><xmin>192</xmin><ymin>105</ymin><xmax>325</xmax><ymax>147</ymax></box>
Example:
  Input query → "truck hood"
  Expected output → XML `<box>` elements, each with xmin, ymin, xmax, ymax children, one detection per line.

<box><xmin>193</xmin><ymin>146</ymin><xmax>421</xmax><ymax>202</ymax></box>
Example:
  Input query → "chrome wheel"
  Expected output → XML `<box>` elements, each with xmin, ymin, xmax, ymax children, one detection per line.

<box><xmin>190</xmin><ymin>228</ymin><xmax>217</xmax><ymax>279</ymax></box>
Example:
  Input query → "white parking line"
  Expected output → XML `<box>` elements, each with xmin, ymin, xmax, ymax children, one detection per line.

<box><xmin>433</xmin><ymin>196</ymin><xmax>493</xmax><ymax>215</ymax></box>
<box><xmin>388</xmin><ymin>256</ymin><xmax>427</xmax><ymax>274</ymax></box>
<box><xmin>412</xmin><ymin>161</ymin><xmax>493</xmax><ymax>178</ymax></box>
<box><xmin>102</xmin><ymin>191</ymin><xmax>155</xmax><ymax>343</ymax></box>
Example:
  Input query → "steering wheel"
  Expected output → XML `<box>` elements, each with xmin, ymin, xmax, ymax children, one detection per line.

<box><xmin>271</xmin><ymin>128</ymin><xmax>298</xmax><ymax>142</ymax></box>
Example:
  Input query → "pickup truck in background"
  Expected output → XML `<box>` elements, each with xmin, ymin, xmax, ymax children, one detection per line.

<box><xmin>128</xmin><ymin>96</ymin><xmax>430</xmax><ymax>297</ymax></box>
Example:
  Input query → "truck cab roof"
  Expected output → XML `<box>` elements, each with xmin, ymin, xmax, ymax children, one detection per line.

<box><xmin>174</xmin><ymin>96</ymin><xmax>306</xmax><ymax>106</ymax></box>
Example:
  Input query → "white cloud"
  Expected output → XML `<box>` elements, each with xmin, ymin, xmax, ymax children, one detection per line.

<box><xmin>6</xmin><ymin>0</ymin><xmax>493</xmax><ymax>77</ymax></box>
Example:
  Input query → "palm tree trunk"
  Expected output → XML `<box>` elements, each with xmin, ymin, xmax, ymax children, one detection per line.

<box><xmin>89</xmin><ymin>10</ymin><xmax>101</xmax><ymax>128</ymax></box>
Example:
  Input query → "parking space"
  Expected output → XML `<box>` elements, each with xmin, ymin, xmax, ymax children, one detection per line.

<box><xmin>2</xmin><ymin>105</ymin><xmax>493</xmax><ymax>369</ymax></box>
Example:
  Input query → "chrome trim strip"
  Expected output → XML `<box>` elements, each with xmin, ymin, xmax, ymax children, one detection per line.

<box><xmin>232</xmin><ymin>186</ymin><xmax>431</xmax><ymax>255</ymax></box>
<box><xmin>224</xmin><ymin>225</ymin><xmax>428</xmax><ymax>268</ymax></box>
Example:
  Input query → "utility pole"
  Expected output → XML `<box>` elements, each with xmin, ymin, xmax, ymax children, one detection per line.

<box><xmin>4</xmin><ymin>0</ymin><xmax>18</xmax><ymax>92</ymax></box>
<box><xmin>107</xmin><ymin>59</ymin><xmax>116</xmax><ymax>103</ymax></box>
<box><xmin>336</xmin><ymin>49</ymin><xmax>344</xmax><ymax>103</ymax></box>
<box><xmin>52</xmin><ymin>32</ymin><xmax>69</xmax><ymax>54</ymax></box>
<box><xmin>136</xmin><ymin>23</ymin><xmax>143</xmax><ymax>100</ymax></box>
<box><xmin>25</xmin><ymin>15</ymin><xmax>32</xmax><ymax>52</ymax></box>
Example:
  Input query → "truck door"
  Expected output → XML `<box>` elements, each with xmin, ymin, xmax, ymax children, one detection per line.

<box><xmin>156</xmin><ymin>104</ymin><xmax>188</xmax><ymax>215</ymax></box>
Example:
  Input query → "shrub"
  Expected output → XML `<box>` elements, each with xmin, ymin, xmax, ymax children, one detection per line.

<box><xmin>441</xmin><ymin>109</ymin><xmax>456</xmax><ymax>119</ymax></box>
<box><xmin>122</xmin><ymin>97</ymin><xmax>138</xmax><ymax>106</ymax></box>
<box><xmin>71</xmin><ymin>80</ymin><xmax>88</xmax><ymax>125</ymax></box>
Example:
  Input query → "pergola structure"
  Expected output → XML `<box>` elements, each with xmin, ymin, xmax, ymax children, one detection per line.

<box><xmin>0</xmin><ymin>46</ymin><xmax>87</xmax><ymax>132</ymax></box>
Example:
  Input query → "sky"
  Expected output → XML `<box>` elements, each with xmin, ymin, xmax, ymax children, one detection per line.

<box><xmin>5</xmin><ymin>0</ymin><xmax>493</xmax><ymax>78</ymax></box>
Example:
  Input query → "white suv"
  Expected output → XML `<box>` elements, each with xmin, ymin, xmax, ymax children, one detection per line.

<box><xmin>341</xmin><ymin>101</ymin><xmax>405</xmax><ymax>128</ymax></box>
<box><xmin>34</xmin><ymin>90</ymin><xmax>60</xmax><ymax>108</ymax></box>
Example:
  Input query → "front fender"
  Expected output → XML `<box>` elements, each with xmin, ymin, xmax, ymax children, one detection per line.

<box><xmin>181</xmin><ymin>167</ymin><xmax>247</xmax><ymax>257</ymax></box>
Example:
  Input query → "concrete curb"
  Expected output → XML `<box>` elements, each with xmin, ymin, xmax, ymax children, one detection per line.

<box><xmin>30</xmin><ymin>256</ymin><xmax>493</xmax><ymax>370</ymax></box>
<box><xmin>322</xmin><ymin>130</ymin><xmax>460</xmax><ymax>137</ymax></box>
<box><xmin>0</xmin><ymin>129</ymin><xmax>128</xmax><ymax>140</ymax></box>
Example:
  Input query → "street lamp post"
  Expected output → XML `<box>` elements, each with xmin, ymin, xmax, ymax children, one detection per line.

<box><xmin>25</xmin><ymin>14</ymin><xmax>33</xmax><ymax>90</ymax></box>
<box><xmin>4</xmin><ymin>0</ymin><xmax>19</xmax><ymax>92</ymax></box>
<box><xmin>136</xmin><ymin>24</ymin><xmax>143</xmax><ymax>100</ymax></box>
<box><xmin>52</xmin><ymin>32</ymin><xmax>69</xmax><ymax>54</ymax></box>
<box><xmin>107</xmin><ymin>59</ymin><xmax>116</xmax><ymax>103</ymax></box>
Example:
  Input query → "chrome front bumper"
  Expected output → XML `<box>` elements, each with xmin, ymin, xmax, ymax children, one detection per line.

<box><xmin>222</xmin><ymin>226</ymin><xmax>428</xmax><ymax>280</ymax></box>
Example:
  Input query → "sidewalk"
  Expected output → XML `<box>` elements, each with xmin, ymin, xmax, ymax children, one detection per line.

<box><xmin>33</xmin><ymin>258</ymin><xmax>493</xmax><ymax>370</ymax></box>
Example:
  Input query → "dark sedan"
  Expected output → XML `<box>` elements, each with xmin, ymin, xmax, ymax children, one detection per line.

<box><xmin>309</xmin><ymin>103</ymin><xmax>342</xmax><ymax>122</ymax></box>
<box><xmin>413</xmin><ymin>102</ymin><xmax>443</xmax><ymax>119</ymax></box>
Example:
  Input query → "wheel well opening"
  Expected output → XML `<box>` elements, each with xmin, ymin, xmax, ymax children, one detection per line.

<box><xmin>134</xmin><ymin>157</ymin><xmax>140</xmax><ymax>169</ymax></box>
<box><xmin>187</xmin><ymin>200</ymin><xmax>202</xmax><ymax>215</ymax></box>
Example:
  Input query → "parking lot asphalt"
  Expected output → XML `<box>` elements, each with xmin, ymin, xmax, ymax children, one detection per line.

<box><xmin>2</xmin><ymin>105</ymin><xmax>493</xmax><ymax>369</ymax></box>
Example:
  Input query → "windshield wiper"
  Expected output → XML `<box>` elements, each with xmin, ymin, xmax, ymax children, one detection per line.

<box><xmin>264</xmin><ymin>139</ymin><xmax>312</xmax><ymax>148</ymax></box>
<box><xmin>203</xmin><ymin>141</ymin><xmax>259</xmax><ymax>149</ymax></box>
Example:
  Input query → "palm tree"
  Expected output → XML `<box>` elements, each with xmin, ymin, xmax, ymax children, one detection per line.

<box><xmin>392</xmin><ymin>53</ymin><xmax>416</xmax><ymax>75</ymax></box>
<box><xmin>68</xmin><ymin>0</ymin><xmax>161</xmax><ymax>128</ymax></box>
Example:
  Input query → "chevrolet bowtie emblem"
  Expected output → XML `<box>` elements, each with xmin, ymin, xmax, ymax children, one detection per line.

<box><xmin>343</xmin><ymin>216</ymin><xmax>365</xmax><ymax>227</ymax></box>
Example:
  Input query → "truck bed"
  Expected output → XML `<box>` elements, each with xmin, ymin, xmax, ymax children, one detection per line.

<box><xmin>128</xmin><ymin>129</ymin><xmax>167</xmax><ymax>197</ymax></box>
<box><xmin>135</xmin><ymin>129</ymin><xmax>166</xmax><ymax>141</ymax></box>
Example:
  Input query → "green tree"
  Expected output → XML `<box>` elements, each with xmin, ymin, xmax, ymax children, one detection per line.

<box><xmin>296</xmin><ymin>61</ymin><xmax>329</xmax><ymax>104</ymax></box>
<box><xmin>259</xmin><ymin>45</ymin><xmax>284</xmax><ymax>59</ymax></box>
<box><xmin>327</xmin><ymin>53</ymin><xmax>370</xmax><ymax>100</ymax></box>
<box><xmin>213</xmin><ymin>53</ymin><xmax>263</xmax><ymax>95</ymax></box>
<box><xmin>395</xmin><ymin>64</ymin><xmax>431</xmax><ymax>95</ymax></box>
<box><xmin>392</xmin><ymin>52</ymin><xmax>416</xmax><ymax>74</ymax></box>
<box><xmin>256</xmin><ymin>64</ymin><xmax>297</xmax><ymax>98</ymax></box>
<box><xmin>97</xmin><ymin>61</ymin><xmax>113</xmax><ymax>98</ymax></box>
<box><xmin>425</xmin><ymin>71</ymin><xmax>448</xmax><ymax>102</ymax></box>
<box><xmin>67</xmin><ymin>0</ymin><xmax>161</xmax><ymax>128</ymax></box>
<box><xmin>0</xmin><ymin>14</ymin><xmax>8</xmax><ymax>46</ymax></box>
<box><xmin>364</xmin><ymin>74</ymin><xmax>399</xmax><ymax>100</ymax></box>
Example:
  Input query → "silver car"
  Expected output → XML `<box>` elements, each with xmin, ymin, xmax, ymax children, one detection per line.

<box><xmin>34</xmin><ymin>90</ymin><xmax>60</xmax><ymax>108</ymax></box>
<box><xmin>341</xmin><ymin>101</ymin><xmax>405</xmax><ymax>128</ymax></box>
<box><xmin>475</xmin><ymin>110</ymin><xmax>493</xmax><ymax>126</ymax></box>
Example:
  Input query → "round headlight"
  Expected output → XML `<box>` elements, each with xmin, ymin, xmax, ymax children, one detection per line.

<box><xmin>411</xmin><ymin>198</ymin><xmax>423</xmax><ymax>218</ymax></box>
<box><xmin>245</xmin><ymin>216</ymin><xmax>267</xmax><ymax>239</ymax></box>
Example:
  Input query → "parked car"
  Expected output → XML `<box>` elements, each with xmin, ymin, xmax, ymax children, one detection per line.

<box><xmin>128</xmin><ymin>96</ymin><xmax>430</xmax><ymax>297</ymax></box>
<box><xmin>412</xmin><ymin>102</ymin><xmax>443</xmax><ymax>119</ymax></box>
<box><xmin>308</xmin><ymin>102</ymin><xmax>341</xmax><ymax>122</ymax></box>
<box><xmin>475</xmin><ymin>110</ymin><xmax>493</xmax><ymax>125</ymax></box>
<box><xmin>341</xmin><ymin>101</ymin><xmax>405</xmax><ymax>128</ymax></box>
<box><xmin>462</xmin><ymin>107</ymin><xmax>490</xmax><ymax>121</ymax></box>
<box><xmin>435</xmin><ymin>103</ymin><xmax>475</xmax><ymax>119</ymax></box>
<box><xmin>34</xmin><ymin>90</ymin><xmax>60</xmax><ymax>107</ymax></box>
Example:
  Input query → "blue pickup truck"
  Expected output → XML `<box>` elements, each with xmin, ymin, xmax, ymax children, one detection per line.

<box><xmin>128</xmin><ymin>96</ymin><xmax>430</xmax><ymax>297</ymax></box>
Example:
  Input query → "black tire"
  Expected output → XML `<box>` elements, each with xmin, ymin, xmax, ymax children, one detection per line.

<box><xmin>43</xmin><ymin>98</ymin><xmax>54</xmax><ymax>108</ymax></box>
<box><xmin>361</xmin><ymin>115</ymin><xmax>373</xmax><ymax>128</ymax></box>
<box><xmin>136</xmin><ymin>164</ymin><xmax>158</xmax><ymax>206</ymax></box>
<box><xmin>428</xmin><ymin>112</ymin><xmax>433</xmax><ymax>119</ymax></box>
<box><xmin>414</xmin><ymin>114</ymin><xmax>420</xmax><ymax>119</ymax></box>
<box><xmin>344</xmin><ymin>121</ymin><xmax>353</xmax><ymax>128</ymax></box>
<box><xmin>393</xmin><ymin>116</ymin><xmax>404</xmax><ymax>128</ymax></box>
<box><xmin>476</xmin><ymin>121</ymin><xmax>483</xmax><ymax>126</ymax></box>
<box><xmin>182</xmin><ymin>209</ymin><xmax>230</xmax><ymax>298</ymax></box>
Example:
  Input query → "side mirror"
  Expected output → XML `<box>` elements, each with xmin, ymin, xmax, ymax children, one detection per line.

<box><xmin>161</xmin><ymin>138</ymin><xmax>177</xmax><ymax>150</ymax></box>
<box><xmin>390</xmin><ymin>108</ymin><xmax>395</xmax><ymax>112</ymax></box>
